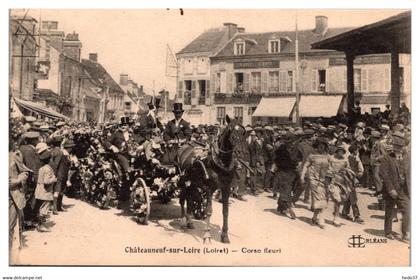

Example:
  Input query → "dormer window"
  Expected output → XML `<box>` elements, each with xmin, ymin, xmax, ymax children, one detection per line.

<box><xmin>268</xmin><ymin>39</ymin><xmax>280</xmax><ymax>53</ymax></box>
<box><xmin>234</xmin><ymin>41</ymin><xmax>245</xmax><ymax>55</ymax></box>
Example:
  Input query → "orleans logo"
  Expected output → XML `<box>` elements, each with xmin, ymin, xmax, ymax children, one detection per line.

<box><xmin>348</xmin><ymin>235</ymin><xmax>366</xmax><ymax>248</ymax></box>
<box><xmin>348</xmin><ymin>235</ymin><xmax>388</xmax><ymax>248</ymax></box>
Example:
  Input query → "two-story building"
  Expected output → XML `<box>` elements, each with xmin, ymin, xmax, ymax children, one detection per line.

<box><xmin>177</xmin><ymin>16</ymin><xmax>411</xmax><ymax>126</ymax></box>
<box><xmin>176</xmin><ymin>23</ymin><xmax>240</xmax><ymax>125</ymax></box>
<box><xmin>9</xmin><ymin>15</ymin><xmax>39</xmax><ymax>101</ymax></box>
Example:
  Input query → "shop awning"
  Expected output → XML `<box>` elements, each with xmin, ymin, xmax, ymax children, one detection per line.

<box><xmin>13</xmin><ymin>97</ymin><xmax>69</xmax><ymax>120</ymax></box>
<box><xmin>252</xmin><ymin>97</ymin><xmax>295</xmax><ymax>117</ymax></box>
<box><xmin>298</xmin><ymin>95</ymin><xmax>344</xmax><ymax>117</ymax></box>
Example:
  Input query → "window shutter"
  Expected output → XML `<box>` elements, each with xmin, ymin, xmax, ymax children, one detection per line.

<box><xmin>205</xmin><ymin>80</ymin><xmax>210</xmax><ymax>98</ymax></box>
<box><xmin>342</xmin><ymin>68</ymin><xmax>347</xmax><ymax>92</ymax></box>
<box><xmin>311</xmin><ymin>70</ymin><xmax>318</xmax><ymax>92</ymax></box>
<box><xmin>220</xmin><ymin>72</ymin><xmax>227</xmax><ymax>93</ymax></box>
<box><xmin>292</xmin><ymin>70</ymin><xmax>296</xmax><ymax>92</ymax></box>
<box><xmin>191</xmin><ymin>80</ymin><xmax>197</xmax><ymax>104</ymax></box>
<box><xmin>404</xmin><ymin>66</ymin><xmax>411</xmax><ymax>93</ymax></box>
<box><xmin>361</xmin><ymin>68</ymin><xmax>368</xmax><ymax>92</ymax></box>
<box><xmin>279</xmin><ymin>71</ymin><xmax>286</xmax><ymax>92</ymax></box>
<box><xmin>384</xmin><ymin>66</ymin><xmax>390</xmax><ymax>92</ymax></box>
<box><xmin>178</xmin><ymin>81</ymin><xmax>183</xmax><ymax>100</ymax></box>
<box><xmin>227</xmin><ymin>73</ymin><xmax>233</xmax><ymax>93</ymax></box>
<box><xmin>325</xmin><ymin>69</ymin><xmax>329</xmax><ymax>93</ymax></box>
<box><xmin>193</xmin><ymin>58</ymin><xmax>197</xmax><ymax>75</ymax></box>
<box><xmin>210</xmin><ymin>74</ymin><xmax>216</xmax><ymax>93</ymax></box>
<box><xmin>262</xmin><ymin>71</ymin><xmax>268</xmax><ymax>93</ymax></box>
<box><xmin>244</xmin><ymin>72</ymin><xmax>250</xmax><ymax>93</ymax></box>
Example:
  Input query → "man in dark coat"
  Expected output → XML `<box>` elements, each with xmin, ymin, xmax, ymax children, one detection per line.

<box><xmin>292</xmin><ymin>129</ymin><xmax>315</xmax><ymax>204</ymax></box>
<box><xmin>48</xmin><ymin>136</ymin><xmax>64</xmax><ymax>214</ymax></box>
<box><xmin>164</xmin><ymin>103</ymin><xmax>191</xmax><ymax>142</ymax></box>
<box><xmin>139</xmin><ymin>97</ymin><xmax>163</xmax><ymax>131</ymax></box>
<box><xmin>103</xmin><ymin>117</ymin><xmax>134</xmax><ymax>208</ymax></box>
<box><xmin>103</xmin><ymin>116</ymin><xmax>132</xmax><ymax>172</ymax></box>
<box><xmin>379</xmin><ymin>131</ymin><xmax>410</xmax><ymax>241</ymax></box>
<box><xmin>19</xmin><ymin>131</ymin><xmax>42</xmax><ymax>226</ymax></box>
<box><xmin>50</xmin><ymin>139</ymin><xmax>74</xmax><ymax>214</ymax></box>
<box><xmin>246</xmin><ymin>130</ymin><xmax>263</xmax><ymax>194</ymax></box>
<box><xmin>274</xmin><ymin>132</ymin><xmax>299</xmax><ymax>220</ymax></box>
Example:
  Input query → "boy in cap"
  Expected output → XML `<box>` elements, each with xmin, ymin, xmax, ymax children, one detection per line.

<box><xmin>34</xmin><ymin>148</ymin><xmax>56</xmax><ymax>232</ymax></box>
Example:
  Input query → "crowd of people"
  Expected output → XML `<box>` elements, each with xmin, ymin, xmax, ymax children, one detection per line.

<box><xmin>9</xmin><ymin>98</ymin><xmax>411</xmax><ymax>261</ymax></box>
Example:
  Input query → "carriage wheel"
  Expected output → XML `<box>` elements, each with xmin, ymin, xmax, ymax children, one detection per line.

<box><xmin>131</xmin><ymin>178</ymin><xmax>150</xmax><ymax>225</ymax></box>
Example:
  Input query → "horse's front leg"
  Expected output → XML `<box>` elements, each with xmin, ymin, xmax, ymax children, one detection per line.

<box><xmin>203</xmin><ymin>187</ymin><xmax>214</xmax><ymax>244</ymax></box>
<box><xmin>179</xmin><ymin>189</ymin><xmax>187</xmax><ymax>226</ymax></box>
<box><xmin>221</xmin><ymin>186</ymin><xmax>230</xmax><ymax>243</ymax></box>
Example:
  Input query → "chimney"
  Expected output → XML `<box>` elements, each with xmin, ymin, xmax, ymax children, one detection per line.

<box><xmin>120</xmin><ymin>74</ymin><xmax>129</xmax><ymax>86</ymax></box>
<box><xmin>314</xmin><ymin>16</ymin><xmax>328</xmax><ymax>35</ymax></box>
<box><xmin>237</xmin><ymin>27</ymin><xmax>245</xmax><ymax>33</ymax></box>
<box><xmin>89</xmin><ymin>53</ymin><xmax>98</xmax><ymax>62</ymax></box>
<box><xmin>63</xmin><ymin>31</ymin><xmax>82</xmax><ymax>61</ymax></box>
<box><xmin>223</xmin><ymin>22</ymin><xmax>238</xmax><ymax>39</ymax></box>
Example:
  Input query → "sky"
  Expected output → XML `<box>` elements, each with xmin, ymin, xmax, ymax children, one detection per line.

<box><xmin>14</xmin><ymin>9</ymin><xmax>406</xmax><ymax>98</ymax></box>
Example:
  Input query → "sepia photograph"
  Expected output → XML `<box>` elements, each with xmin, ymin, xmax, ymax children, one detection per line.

<box><xmin>7</xmin><ymin>8</ymin><xmax>411</xmax><ymax>267</ymax></box>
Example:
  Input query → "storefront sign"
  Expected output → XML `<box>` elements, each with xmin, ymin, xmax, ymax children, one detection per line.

<box><xmin>329</xmin><ymin>55</ymin><xmax>391</xmax><ymax>66</ymax></box>
<box><xmin>234</xmin><ymin>60</ymin><xmax>279</xmax><ymax>69</ymax></box>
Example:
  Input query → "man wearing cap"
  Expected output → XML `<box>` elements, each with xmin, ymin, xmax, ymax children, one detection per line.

<box><xmin>23</xmin><ymin>116</ymin><xmax>36</xmax><ymax>131</ymax></box>
<box><xmin>19</xmin><ymin>131</ymin><xmax>43</xmax><ymax>227</ymax></box>
<box><xmin>246</xmin><ymin>130</ymin><xmax>263</xmax><ymax>194</ymax></box>
<box><xmin>273</xmin><ymin>132</ymin><xmax>299</xmax><ymax>219</ymax></box>
<box><xmin>261</xmin><ymin>125</ymin><xmax>275</xmax><ymax>192</ymax></box>
<box><xmin>52</xmin><ymin>138</ymin><xmax>75</xmax><ymax>214</ymax></box>
<box><xmin>382</xmin><ymin>104</ymin><xmax>391</xmax><ymax>120</ymax></box>
<box><xmin>164</xmin><ymin>103</ymin><xmax>191</xmax><ymax>143</ymax></box>
<box><xmin>292</xmin><ymin>129</ymin><xmax>315</xmax><ymax>204</ymax></box>
<box><xmin>379</xmin><ymin>131</ymin><xmax>410</xmax><ymax>241</ymax></box>
<box><xmin>370</xmin><ymin>130</ymin><xmax>389</xmax><ymax>208</ymax></box>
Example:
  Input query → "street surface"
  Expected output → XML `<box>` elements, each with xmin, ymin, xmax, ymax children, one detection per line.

<box><xmin>15</xmin><ymin>188</ymin><xmax>409</xmax><ymax>266</ymax></box>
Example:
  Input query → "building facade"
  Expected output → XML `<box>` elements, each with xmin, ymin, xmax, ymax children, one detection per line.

<box><xmin>176</xmin><ymin>23</ymin><xmax>240</xmax><ymax>125</ymax></box>
<box><xmin>177</xmin><ymin>17</ymin><xmax>411</xmax><ymax>126</ymax></box>
<box><xmin>9</xmin><ymin>16</ymin><xmax>39</xmax><ymax>100</ymax></box>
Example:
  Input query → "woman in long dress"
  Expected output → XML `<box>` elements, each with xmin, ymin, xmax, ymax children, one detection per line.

<box><xmin>326</xmin><ymin>144</ymin><xmax>351</xmax><ymax>227</ymax></box>
<box><xmin>300</xmin><ymin>138</ymin><xmax>330</xmax><ymax>229</ymax></box>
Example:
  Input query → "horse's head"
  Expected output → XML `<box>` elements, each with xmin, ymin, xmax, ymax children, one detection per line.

<box><xmin>218</xmin><ymin>115</ymin><xmax>245</xmax><ymax>153</ymax></box>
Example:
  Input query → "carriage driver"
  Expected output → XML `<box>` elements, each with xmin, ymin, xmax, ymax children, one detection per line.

<box><xmin>163</xmin><ymin>103</ymin><xmax>192</xmax><ymax>143</ymax></box>
<box><xmin>103</xmin><ymin>116</ymin><xmax>132</xmax><ymax>173</ymax></box>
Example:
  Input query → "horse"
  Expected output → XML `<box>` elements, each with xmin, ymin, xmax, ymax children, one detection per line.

<box><xmin>175</xmin><ymin>115</ymin><xmax>245</xmax><ymax>243</ymax></box>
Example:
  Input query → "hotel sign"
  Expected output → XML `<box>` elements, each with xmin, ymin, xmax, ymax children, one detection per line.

<box><xmin>329</xmin><ymin>56</ymin><xmax>391</xmax><ymax>66</ymax></box>
<box><xmin>234</xmin><ymin>60</ymin><xmax>279</xmax><ymax>69</ymax></box>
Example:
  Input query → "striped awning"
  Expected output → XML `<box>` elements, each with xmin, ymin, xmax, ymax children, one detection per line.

<box><xmin>13</xmin><ymin>97</ymin><xmax>69</xmax><ymax>120</ymax></box>
<box><xmin>252</xmin><ymin>97</ymin><xmax>295</xmax><ymax>118</ymax></box>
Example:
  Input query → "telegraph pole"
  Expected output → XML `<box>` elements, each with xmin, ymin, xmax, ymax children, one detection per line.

<box><xmin>294</xmin><ymin>15</ymin><xmax>301</xmax><ymax>127</ymax></box>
